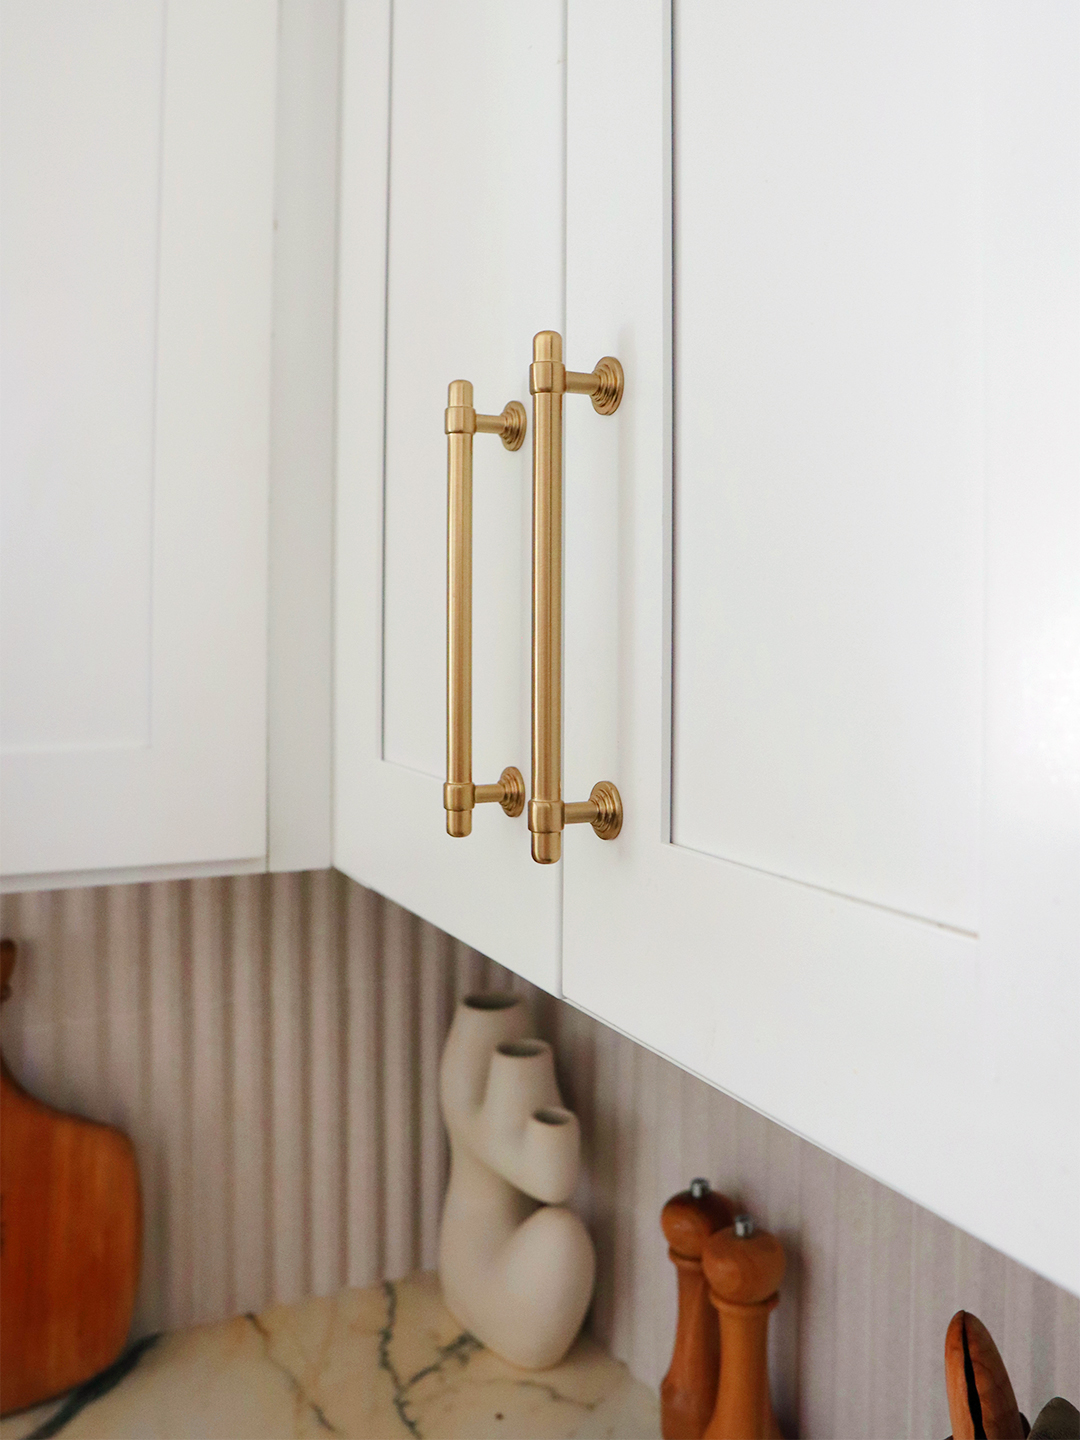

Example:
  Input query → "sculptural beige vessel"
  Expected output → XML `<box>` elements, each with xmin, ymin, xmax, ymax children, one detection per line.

<box><xmin>438</xmin><ymin>994</ymin><xmax>596</xmax><ymax>1369</ymax></box>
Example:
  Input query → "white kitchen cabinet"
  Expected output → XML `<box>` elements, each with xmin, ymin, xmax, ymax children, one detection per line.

<box><xmin>561</xmin><ymin>0</ymin><xmax>1078</xmax><ymax>1294</ymax></box>
<box><xmin>5</xmin><ymin>0</ymin><xmax>1075</xmax><ymax>1294</ymax></box>
<box><xmin>334</xmin><ymin>1</ymin><xmax>562</xmax><ymax>992</ymax></box>
<box><xmin>336</xmin><ymin>0</ymin><xmax>1079</xmax><ymax>1292</ymax></box>
<box><xmin>0</xmin><ymin>0</ymin><xmax>336</xmax><ymax>887</ymax></box>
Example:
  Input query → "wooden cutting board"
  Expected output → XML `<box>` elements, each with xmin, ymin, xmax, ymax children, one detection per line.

<box><xmin>1</xmin><ymin>940</ymin><xmax>141</xmax><ymax>1416</ymax></box>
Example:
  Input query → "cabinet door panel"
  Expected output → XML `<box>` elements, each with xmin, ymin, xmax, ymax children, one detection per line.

<box><xmin>672</xmin><ymin>2</ymin><xmax>983</xmax><ymax>931</ymax></box>
<box><xmin>563</xmin><ymin>0</ymin><xmax>1078</xmax><ymax>1291</ymax></box>
<box><xmin>335</xmin><ymin>1</ymin><xmax>562</xmax><ymax>990</ymax></box>
<box><xmin>1</xmin><ymin>1</ymin><xmax>162</xmax><ymax>755</ymax></box>
<box><xmin>1</xmin><ymin>1</ymin><xmax>276</xmax><ymax>878</ymax></box>
<box><xmin>382</xmin><ymin>1</ymin><xmax>562</xmax><ymax>781</ymax></box>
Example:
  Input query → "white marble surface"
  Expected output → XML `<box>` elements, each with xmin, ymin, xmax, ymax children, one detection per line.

<box><xmin>0</xmin><ymin>1272</ymin><xmax>659</xmax><ymax>1440</ymax></box>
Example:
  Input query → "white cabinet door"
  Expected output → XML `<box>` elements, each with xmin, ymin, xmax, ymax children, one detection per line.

<box><xmin>562</xmin><ymin>1</ymin><xmax>1079</xmax><ymax>1292</ymax></box>
<box><xmin>1</xmin><ymin>1</ymin><xmax>276</xmax><ymax>883</ymax></box>
<box><xmin>334</xmin><ymin>1</ymin><xmax>562</xmax><ymax>990</ymax></box>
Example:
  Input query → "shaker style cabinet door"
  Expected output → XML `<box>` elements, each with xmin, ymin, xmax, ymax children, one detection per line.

<box><xmin>1</xmin><ymin>1</ymin><xmax>276</xmax><ymax>882</ymax></box>
<box><xmin>561</xmin><ymin>1</ymin><xmax>1079</xmax><ymax>1292</ymax></box>
<box><xmin>334</xmin><ymin>2</ymin><xmax>562</xmax><ymax>990</ymax></box>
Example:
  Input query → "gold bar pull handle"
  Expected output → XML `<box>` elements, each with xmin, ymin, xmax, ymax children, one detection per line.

<box><xmin>444</xmin><ymin>379</ymin><xmax>527</xmax><ymax>837</ymax></box>
<box><xmin>528</xmin><ymin>331</ymin><xmax>624</xmax><ymax>864</ymax></box>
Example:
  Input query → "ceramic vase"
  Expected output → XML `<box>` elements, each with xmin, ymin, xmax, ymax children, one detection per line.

<box><xmin>437</xmin><ymin>993</ymin><xmax>595</xmax><ymax>1369</ymax></box>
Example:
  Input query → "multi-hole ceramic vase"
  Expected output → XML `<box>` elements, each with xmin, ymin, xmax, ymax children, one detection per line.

<box><xmin>437</xmin><ymin>993</ymin><xmax>595</xmax><ymax>1369</ymax></box>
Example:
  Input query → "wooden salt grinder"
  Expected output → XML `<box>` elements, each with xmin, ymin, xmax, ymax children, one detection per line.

<box><xmin>702</xmin><ymin>1215</ymin><xmax>785</xmax><ymax>1440</ymax></box>
<box><xmin>661</xmin><ymin>1179</ymin><xmax>736</xmax><ymax>1439</ymax></box>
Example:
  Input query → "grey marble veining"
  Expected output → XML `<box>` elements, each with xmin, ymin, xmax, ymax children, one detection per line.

<box><xmin>0</xmin><ymin>1274</ymin><xmax>658</xmax><ymax>1440</ymax></box>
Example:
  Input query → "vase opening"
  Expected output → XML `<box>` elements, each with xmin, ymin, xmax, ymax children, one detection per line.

<box><xmin>533</xmin><ymin>1106</ymin><xmax>572</xmax><ymax>1126</ymax></box>
<box><xmin>496</xmin><ymin>1039</ymin><xmax>547</xmax><ymax>1058</ymax></box>
<box><xmin>463</xmin><ymin>993</ymin><xmax>520</xmax><ymax>1011</ymax></box>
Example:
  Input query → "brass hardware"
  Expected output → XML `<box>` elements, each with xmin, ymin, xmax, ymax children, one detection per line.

<box><xmin>528</xmin><ymin>332</ymin><xmax>624</xmax><ymax>863</ymax></box>
<box><xmin>445</xmin><ymin>379</ymin><xmax>527</xmax><ymax>837</ymax></box>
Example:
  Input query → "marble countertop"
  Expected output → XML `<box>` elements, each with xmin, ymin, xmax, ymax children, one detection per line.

<box><xmin>1</xmin><ymin>1272</ymin><xmax>660</xmax><ymax>1440</ymax></box>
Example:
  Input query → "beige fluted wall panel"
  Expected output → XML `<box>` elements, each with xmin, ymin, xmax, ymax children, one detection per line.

<box><xmin>2</xmin><ymin>871</ymin><xmax>1076</xmax><ymax>1438</ymax></box>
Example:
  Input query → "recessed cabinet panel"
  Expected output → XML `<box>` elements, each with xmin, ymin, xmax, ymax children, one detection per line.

<box><xmin>672</xmin><ymin>2</ymin><xmax>984</xmax><ymax>932</ymax></box>
<box><xmin>381</xmin><ymin>2</ymin><xmax>564</xmax><ymax>784</ymax></box>
<box><xmin>1</xmin><ymin>1</ymin><xmax>164</xmax><ymax>752</ymax></box>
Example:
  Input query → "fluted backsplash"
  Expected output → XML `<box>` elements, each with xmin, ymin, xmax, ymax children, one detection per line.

<box><xmin>2</xmin><ymin>871</ymin><xmax>1076</xmax><ymax>1438</ymax></box>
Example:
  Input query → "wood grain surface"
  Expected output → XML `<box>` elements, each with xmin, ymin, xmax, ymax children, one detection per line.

<box><xmin>0</xmin><ymin>940</ymin><xmax>141</xmax><ymax>1415</ymax></box>
<box><xmin>661</xmin><ymin>1185</ymin><xmax>736</xmax><ymax>1439</ymax></box>
<box><xmin>702</xmin><ymin>1224</ymin><xmax>785</xmax><ymax>1440</ymax></box>
<box><xmin>945</xmin><ymin>1309</ymin><xmax>1028</xmax><ymax>1440</ymax></box>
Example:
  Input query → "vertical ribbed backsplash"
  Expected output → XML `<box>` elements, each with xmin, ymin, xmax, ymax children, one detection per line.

<box><xmin>0</xmin><ymin>873</ymin><xmax>499</xmax><ymax>1330</ymax></box>
<box><xmin>2</xmin><ymin>871</ymin><xmax>1077</xmax><ymax>1438</ymax></box>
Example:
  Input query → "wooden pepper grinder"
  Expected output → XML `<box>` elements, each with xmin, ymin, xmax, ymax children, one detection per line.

<box><xmin>661</xmin><ymin>1179</ymin><xmax>736</xmax><ymax>1439</ymax></box>
<box><xmin>702</xmin><ymin>1214</ymin><xmax>784</xmax><ymax>1440</ymax></box>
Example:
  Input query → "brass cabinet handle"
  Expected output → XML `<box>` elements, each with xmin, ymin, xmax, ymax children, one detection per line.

<box><xmin>444</xmin><ymin>380</ymin><xmax>527</xmax><ymax>837</ymax></box>
<box><xmin>528</xmin><ymin>331</ymin><xmax>623</xmax><ymax>864</ymax></box>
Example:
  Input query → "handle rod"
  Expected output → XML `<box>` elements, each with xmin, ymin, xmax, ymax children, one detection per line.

<box><xmin>528</xmin><ymin>332</ymin><xmax>624</xmax><ymax>864</ymax></box>
<box><xmin>530</xmin><ymin>335</ymin><xmax>564</xmax><ymax>863</ymax></box>
<box><xmin>444</xmin><ymin>380</ymin><xmax>526</xmax><ymax>836</ymax></box>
